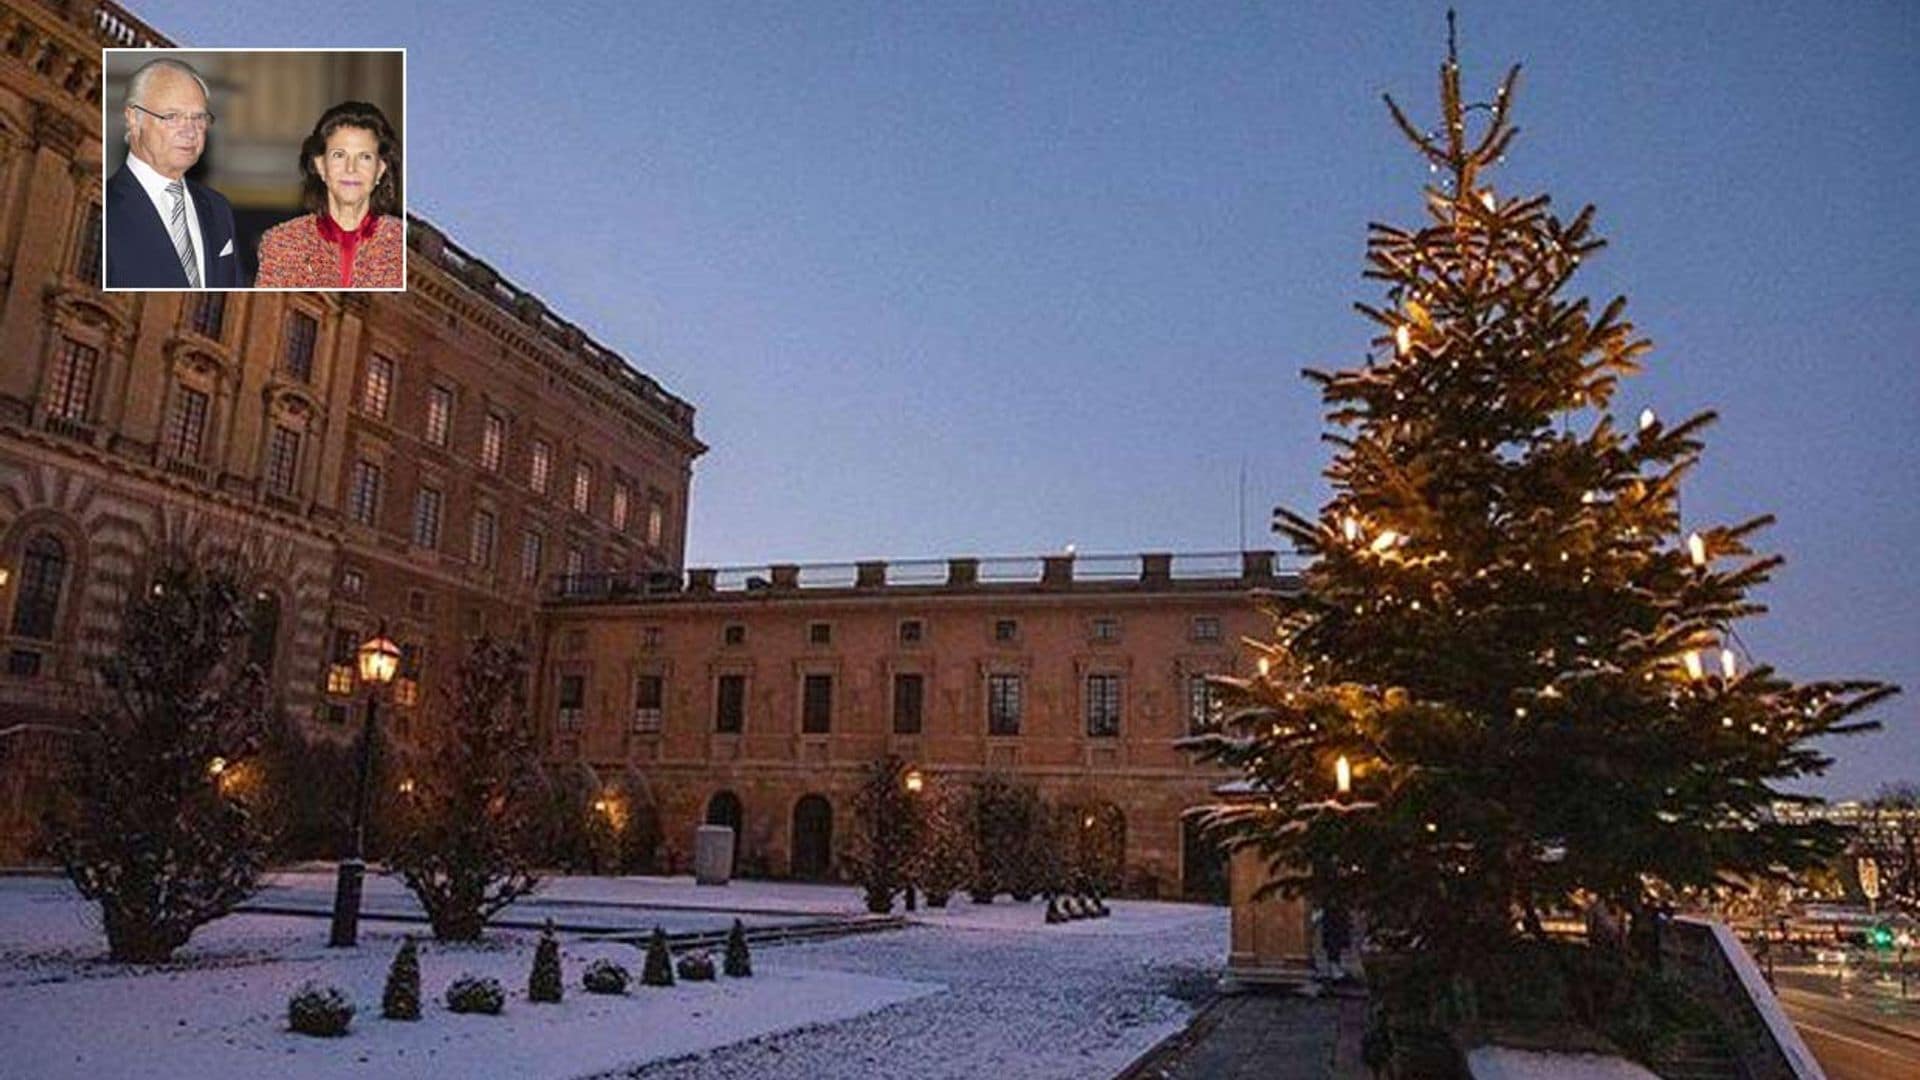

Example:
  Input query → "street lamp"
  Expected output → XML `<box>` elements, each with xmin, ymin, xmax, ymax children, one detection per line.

<box><xmin>329</xmin><ymin>623</ymin><xmax>400</xmax><ymax>947</ymax></box>
<box><xmin>902</xmin><ymin>767</ymin><xmax>925</xmax><ymax>911</ymax></box>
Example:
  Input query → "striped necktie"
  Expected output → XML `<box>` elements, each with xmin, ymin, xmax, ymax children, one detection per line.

<box><xmin>166</xmin><ymin>179</ymin><xmax>201</xmax><ymax>288</ymax></box>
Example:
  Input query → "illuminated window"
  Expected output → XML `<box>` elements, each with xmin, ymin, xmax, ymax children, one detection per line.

<box><xmin>647</xmin><ymin>502</ymin><xmax>664</xmax><ymax>547</ymax></box>
<box><xmin>611</xmin><ymin>483</ymin><xmax>630</xmax><ymax>530</ymax></box>
<box><xmin>480</xmin><ymin>412</ymin><xmax>505</xmax><ymax>471</ymax></box>
<box><xmin>572</xmin><ymin>462</ymin><xmax>592</xmax><ymax>514</ymax></box>
<box><xmin>520</xmin><ymin>529</ymin><xmax>544</xmax><ymax>584</ymax></box>
<box><xmin>633</xmin><ymin>674</ymin><xmax>664</xmax><ymax>733</ymax></box>
<box><xmin>529</xmin><ymin>438</ymin><xmax>552</xmax><ymax>494</ymax></box>
<box><xmin>412</xmin><ymin>486</ymin><xmax>442</xmax><ymax>549</ymax></box>
<box><xmin>469</xmin><ymin>509</ymin><xmax>496</xmax><ymax>568</ymax></box>
<box><xmin>557</xmin><ymin>674</ymin><xmax>585</xmax><ymax>728</ymax></box>
<box><xmin>362</xmin><ymin>354</ymin><xmax>394</xmax><ymax>419</ymax></box>
<box><xmin>325</xmin><ymin>627</ymin><xmax>355</xmax><ymax>695</ymax></box>
<box><xmin>425</xmin><ymin>385</ymin><xmax>452</xmax><ymax>447</ymax></box>
<box><xmin>1187</xmin><ymin>675</ymin><xmax>1223</xmax><ymax>734</ymax></box>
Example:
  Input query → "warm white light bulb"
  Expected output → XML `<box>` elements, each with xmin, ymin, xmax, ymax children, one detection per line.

<box><xmin>1257</xmin><ymin>656</ymin><xmax>1271</xmax><ymax>677</ymax></box>
<box><xmin>1688</xmin><ymin>533</ymin><xmax>1707</xmax><ymax>567</ymax></box>
<box><xmin>1478</xmin><ymin>190</ymin><xmax>1496</xmax><ymax>211</ymax></box>
<box><xmin>1683</xmin><ymin>650</ymin><xmax>1704</xmax><ymax>681</ymax></box>
<box><xmin>1335</xmin><ymin>755</ymin><xmax>1352</xmax><ymax>795</ymax></box>
<box><xmin>1370</xmin><ymin>530</ymin><xmax>1400</xmax><ymax>553</ymax></box>
<box><xmin>1394</xmin><ymin>324</ymin><xmax>1413</xmax><ymax>356</ymax></box>
<box><xmin>1720</xmin><ymin>648</ymin><xmax>1738</xmax><ymax>679</ymax></box>
<box><xmin>1639</xmin><ymin>408</ymin><xmax>1657</xmax><ymax>431</ymax></box>
<box><xmin>1342</xmin><ymin>515</ymin><xmax>1359</xmax><ymax>543</ymax></box>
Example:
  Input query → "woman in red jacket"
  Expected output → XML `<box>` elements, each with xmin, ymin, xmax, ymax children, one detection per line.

<box><xmin>256</xmin><ymin>101</ymin><xmax>403</xmax><ymax>289</ymax></box>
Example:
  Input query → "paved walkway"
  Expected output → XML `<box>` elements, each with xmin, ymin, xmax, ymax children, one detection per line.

<box><xmin>1120</xmin><ymin>990</ymin><xmax>1372</xmax><ymax>1079</ymax></box>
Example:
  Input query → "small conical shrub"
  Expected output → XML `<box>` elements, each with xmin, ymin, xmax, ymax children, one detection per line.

<box><xmin>642</xmin><ymin>926</ymin><xmax>675</xmax><ymax>987</ymax></box>
<box><xmin>723</xmin><ymin>918</ymin><xmax>752</xmax><ymax>978</ymax></box>
<box><xmin>381</xmin><ymin>937</ymin><xmax>421</xmax><ymax>1021</ymax></box>
<box><xmin>529</xmin><ymin>920</ymin><xmax>563</xmax><ymax>1004</ymax></box>
<box><xmin>1045</xmin><ymin>897</ymin><xmax>1065</xmax><ymax>924</ymax></box>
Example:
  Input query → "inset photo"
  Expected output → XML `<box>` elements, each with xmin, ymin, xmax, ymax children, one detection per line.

<box><xmin>100</xmin><ymin>48</ymin><xmax>405</xmax><ymax>292</ymax></box>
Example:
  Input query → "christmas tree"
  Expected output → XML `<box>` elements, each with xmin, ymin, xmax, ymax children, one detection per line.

<box><xmin>382</xmin><ymin>936</ymin><xmax>421</xmax><ymax>1020</ymax></box>
<box><xmin>1188</xmin><ymin>21</ymin><xmax>1895</xmax><ymax>976</ymax></box>
<box><xmin>529</xmin><ymin>920</ymin><xmax>563</xmax><ymax>1004</ymax></box>
<box><xmin>387</xmin><ymin>635</ymin><xmax>543</xmax><ymax>941</ymax></box>
<box><xmin>53</xmin><ymin>557</ymin><xmax>271</xmax><ymax>962</ymax></box>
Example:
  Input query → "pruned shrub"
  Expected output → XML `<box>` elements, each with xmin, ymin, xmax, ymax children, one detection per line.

<box><xmin>529</xmin><ymin>921</ymin><xmax>563</xmax><ymax>1004</ymax></box>
<box><xmin>381</xmin><ymin>937</ymin><xmax>421</xmax><ymax>1020</ymax></box>
<box><xmin>642</xmin><ymin>926</ymin><xmax>675</xmax><ymax>987</ymax></box>
<box><xmin>676</xmin><ymin>950</ymin><xmax>716</xmax><ymax>981</ymax></box>
<box><xmin>445</xmin><ymin>974</ymin><xmax>505</xmax><ymax>1015</ymax></box>
<box><xmin>723</xmin><ymin>919</ymin><xmax>752</xmax><ymax>978</ymax></box>
<box><xmin>1045</xmin><ymin>897</ymin><xmax>1066</xmax><ymax>924</ymax></box>
<box><xmin>582</xmin><ymin>958</ymin><xmax>630</xmax><ymax>995</ymax></box>
<box><xmin>288</xmin><ymin>981</ymin><xmax>354</xmax><ymax>1037</ymax></box>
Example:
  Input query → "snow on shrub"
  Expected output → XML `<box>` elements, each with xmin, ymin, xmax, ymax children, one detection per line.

<box><xmin>381</xmin><ymin>937</ymin><xmax>421</xmax><ymax>1020</ymax></box>
<box><xmin>642</xmin><ymin>926</ymin><xmax>675</xmax><ymax>987</ymax></box>
<box><xmin>675</xmin><ymin>949</ymin><xmax>716</xmax><ymax>981</ymax></box>
<box><xmin>529</xmin><ymin>921</ymin><xmax>563</xmax><ymax>1004</ymax></box>
<box><xmin>582</xmin><ymin>958</ymin><xmax>630</xmax><ymax>995</ymax></box>
<box><xmin>445</xmin><ymin>974</ymin><xmax>505</xmax><ymax>1015</ymax></box>
<box><xmin>288</xmin><ymin>981</ymin><xmax>354</xmax><ymax>1037</ymax></box>
<box><xmin>723</xmin><ymin>919</ymin><xmax>752</xmax><ymax>978</ymax></box>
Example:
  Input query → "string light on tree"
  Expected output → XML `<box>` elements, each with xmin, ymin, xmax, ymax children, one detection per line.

<box><xmin>1688</xmin><ymin>532</ymin><xmax>1708</xmax><ymax>567</ymax></box>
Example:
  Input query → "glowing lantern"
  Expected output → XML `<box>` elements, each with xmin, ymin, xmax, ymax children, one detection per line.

<box><xmin>1335</xmin><ymin>755</ymin><xmax>1352</xmax><ymax>795</ymax></box>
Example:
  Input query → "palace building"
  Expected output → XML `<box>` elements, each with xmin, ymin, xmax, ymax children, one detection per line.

<box><xmin>0</xmin><ymin>0</ymin><xmax>1284</xmax><ymax>896</ymax></box>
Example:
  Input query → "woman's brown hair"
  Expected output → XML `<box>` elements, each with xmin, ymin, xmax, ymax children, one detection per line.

<box><xmin>299</xmin><ymin>100</ymin><xmax>402</xmax><ymax>216</ymax></box>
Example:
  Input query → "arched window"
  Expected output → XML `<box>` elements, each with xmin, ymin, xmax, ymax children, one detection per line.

<box><xmin>247</xmin><ymin>590</ymin><xmax>281</xmax><ymax>678</ymax></box>
<box><xmin>11</xmin><ymin>533</ymin><xmax>69</xmax><ymax>641</ymax></box>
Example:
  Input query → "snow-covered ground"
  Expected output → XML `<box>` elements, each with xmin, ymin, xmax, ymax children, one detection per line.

<box><xmin>0</xmin><ymin>874</ymin><xmax>1227</xmax><ymax>1079</ymax></box>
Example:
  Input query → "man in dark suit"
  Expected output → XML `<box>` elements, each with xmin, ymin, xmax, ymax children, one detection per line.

<box><xmin>105</xmin><ymin>58</ymin><xmax>242</xmax><ymax>289</ymax></box>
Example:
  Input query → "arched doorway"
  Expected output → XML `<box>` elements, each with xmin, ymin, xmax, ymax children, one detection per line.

<box><xmin>791</xmin><ymin>794</ymin><xmax>833</xmax><ymax>880</ymax></box>
<box><xmin>706</xmin><ymin>790</ymin><xmax>743</xmax><ymax>874</ymax></box>
<box><xmin>1181</xmin><ymin>814</ymin><xmax>1229</xmax><ymax>904</ymax></box>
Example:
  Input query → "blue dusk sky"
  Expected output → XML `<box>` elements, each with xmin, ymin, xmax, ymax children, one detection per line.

<box><xmin>134</xmin><ymin>2</ymin><xmax>1918</xmax><ymax>797</ymax></box>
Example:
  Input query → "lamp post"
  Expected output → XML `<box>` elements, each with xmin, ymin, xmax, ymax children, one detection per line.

<box><xmin>328</xmin><ymin>624</ymin><xmax>400</xmax><ymax>947</ymax></box>
<box><xmin>902</xmin><ymin>768</ymin><xmax>924</xmax><ymax>912</ymax></box>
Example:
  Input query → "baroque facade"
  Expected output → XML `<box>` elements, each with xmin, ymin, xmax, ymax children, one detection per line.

<box><xmin>0</xmin><ymin>0</ymin><xmax>701</xmax><ymax>857</ymax></box>
<box><xmin>0</xmin><ymin>0</ymin><xmax>1284</xmax><ymax>898</ymax></box>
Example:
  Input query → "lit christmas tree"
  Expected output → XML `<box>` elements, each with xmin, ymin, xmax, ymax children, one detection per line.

<box><xmin>1189</xmin><ymin>24</ymin><xmax>1896</xmax><ymax>976</ymax></box>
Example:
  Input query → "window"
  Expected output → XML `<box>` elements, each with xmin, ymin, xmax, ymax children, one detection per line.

<box><xmin>480</xmin><ymin>412</ymin><xmax>506</xmax><ymax>472</ymax></box>
<box><xmin>520</xmin><ymin>529</ymin><xmax>544</xmax><ymax>584</ymax></box>
<box><xmin>647</xmin><ymin>501</ymin><xmax>665</xmax><ymax>547</ymax></box>
<box><xmin>326</xmin><ymin>627</ymin><xmax>356</xmax><ymax>695</ymax></box>
<box><xmin>633</xmin><ymin>674</ymin><xmax>664</xmax><ymax>733</ymax></box>
<box><xmin>529</xmin><ymin>438</ymin><xmax>552</xmax><ymax>494</ymax></box>
<box><xmin>7</xmin><ymin>649</ymin><xmax>42</xmax><ymax>677</ymax></box>
<box><xmin>993</xmin><ymin>618</ymin><xmax>1019</xmax><ymax>643</ymax></box>
<box><xmin>808</xmin><ymin>622</ymin><xmax>832</xmax><ymax>645</ymax></box>
<box><xmin>899</xmin><ymin>619</ymin><xmax>924</xmax><ymax>645</ymax></box>
<box><xmin>1187</xmin><ymin>674</ymin><xmax>1223</xmax><ymax>734</ymax></box>
<box><xmin>264</xmin><ymin>425</ymin><xmax>300</xmax><ymax>496</ymax></box>
<box><xmin>162</xmin><ymin>387</ymin><xmax>209</xmax><ymax>461</ymax></box>
<box><xmin>1091</xmin><ymin>616</ymin><xmax>1119</xmax><ymax>643</ymax></box>
<box><xmin>611</xmin><ymin>483</ymin><xmax>630</xmax><ymax>530</ymax></box>
<box><xmin>1085</xmin><ymin>674</ymin><xmax>1122</xmax><ymax>737</ymax></box>
<box><xmin>987</xmin><ymin>674</ymin><xmax>1022</xmax><ymax>735</ymax></box>
<box><xmin>425</xmin><ymin>385</ymin><xmax>452</xmax><ymax>447</ymax></box>
<box><xmin>75</xmin><ymin>203</ymin><xmax>102</xmax><ymax>285</ymax></box>
<box><xmin>357</xmin><ymin>354</ymin><xmax>393</xmax><ymax>419</ymax></box>
<box><xmin>723</xmin><ymin>623</ymin><xmax>746</xmax><ymax>646</ymax></box>
<box><xmin>10</xmin><ymin>533</ymin><xmax>68</xmax><ymax>641</ymax></box>
<box><xmin>892</xmin><ymin>673</ymin><xmax>924</xmax><ymax>735</ymax></box>
<box><xmin>557</xmin><ymin>674</ymin><xmax>585</xmax><ymax>728</ymax></box>
<box><xmin>341</xmin><ymin>569</ymin><xmax>365</xmax><ymax>598</ymax></box>
<box><xmin>469</xmin><ymin>509</ymin><xmax>496</xmax><ymax>568</ymax></box>
<box><xmin>564</xmin><ymin>545</ymin><xmax>585</xmax><ymax>578</ymax></box>
<box><xmin>642</xmin><ymin>626</ymin><xmax>662</xmax><ymax>649</ymax></box>
<box><xmin>188</xmin><ymin>293</ymin><xmax>226</xmax><ymax>340</ymax></box>
<box><xmin>280</xmin><ymin>310</ymin><xmax>317</xmax><ymax>382</ymax></box>
<box><xmin>802</xmin><ymin>674</ymin><xmax>833</xmax><ymax>733</ymax></box>
<box><xmin>43</xmin><ymin>340</ymin><xmax>98</xmax><ymax>421</ymax></box>
<box><xmin>1190</xmin><ymin>616</ymin><xmax>1222</xmax><ymax>643</ymax></box>
<box><xmin>248</xmin><ymin>592</ymin><xmax>280</xmax><ymax>678</ymax></box>
<box><xmin>412</xmin><ymin>485</ymin><xmax>443</xmax><ymax>549</ymax></box>
<box><xmin>572</xmin><ymin>462</ymin><xmax>592</xmax><ymax>514</ymax></box>
<box><xmin>348</xmin><ymin>459</ymin><xmax>382</xmax><ymax>525</ymax></box>
<box><xmin>715</xmin><ymin>673</ymin><xmax>745</xmax><ymax>733</ymax></box>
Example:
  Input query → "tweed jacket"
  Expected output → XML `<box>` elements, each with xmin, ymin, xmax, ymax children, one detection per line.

<box><xmin>255</xmin><ymin>212</ymin><xmax>403</xmax><ymax>289</ymax></box>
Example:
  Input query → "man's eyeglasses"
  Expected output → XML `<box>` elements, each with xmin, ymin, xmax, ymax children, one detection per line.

<box><xmin>130</xmin><ymin>104</ymin><xmax>215</xmax><ymax>130</ymax></box>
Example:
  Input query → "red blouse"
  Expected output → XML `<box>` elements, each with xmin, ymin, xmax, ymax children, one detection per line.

<box><xmin>255</xmin><ymin>212</ymin><xmax>404</xmax><ymax>289</ymax></box>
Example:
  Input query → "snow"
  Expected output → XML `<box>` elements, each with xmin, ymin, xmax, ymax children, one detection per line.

<box><xmin>1467</xmin><ymin>1046</ymin><xmax>1659</xmax><ymax>1079</ymax></box>
<box><xmin>0</xmin><ymin>874</ymin><xmax>1227</xmax><ymax>1079</ymax></box>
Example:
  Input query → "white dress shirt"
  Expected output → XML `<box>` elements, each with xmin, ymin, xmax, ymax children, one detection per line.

<box><xmin>124</xmin><ymin>150</ymin><xmax>207</xmax><ymax>287</ymax></box>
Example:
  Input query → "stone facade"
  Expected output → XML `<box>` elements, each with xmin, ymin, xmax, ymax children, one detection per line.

<box><xmin>537</xmin><ymin>553</ymin><xmax>1285</xmax><ymax>897</ymax></box>
<box><xmin>0</xmin><ymin>0</ymin><xmax>702</xmax><ymax>858</ymax></box>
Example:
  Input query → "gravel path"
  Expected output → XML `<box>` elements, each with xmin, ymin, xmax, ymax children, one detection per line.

<box><xmin>611</xmin><ymin>908</ymin><xmax>1227</xmax><ymax>1080</ymax></box>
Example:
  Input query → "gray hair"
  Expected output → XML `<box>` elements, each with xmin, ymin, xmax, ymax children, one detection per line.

<box><xmin>122</xmin><ymin>57</ymin><xmax>211</xmax><ymax>144</ymax></box>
